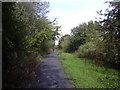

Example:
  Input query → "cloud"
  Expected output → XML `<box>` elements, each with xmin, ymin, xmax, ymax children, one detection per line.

<box><xmin>48</xmin><ymin>9</ymin><xmax>98</xmax><ymax>35</ymax></box>
<box><xmin>47</xmin><ymin>0</ymin><xmax>109</xmax><ymax>36</ymax></box>
<box><xmin>46</xmin><ymin>0</ymin><xmax>110</xmax><ymax>45</ymax></box>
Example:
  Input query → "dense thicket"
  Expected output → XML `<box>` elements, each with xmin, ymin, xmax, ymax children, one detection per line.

<box><xmin>58</xmin><ymin>2</ymin><xmax>120</xmax><ymax>69</ymax></box>
<box><xmin>3</xmin><ymin>2</ymin><xmax>60</xmax><ymax>88</ymax></box>
<box><xmin>58</xmin><ymin>21</ymin><xmax>102</xmax><ymax>53</ymax></box>
<box><xmin>97</xmin><ymin>2</ymin><xmax>120</xmax><ymax>67</ymax></box>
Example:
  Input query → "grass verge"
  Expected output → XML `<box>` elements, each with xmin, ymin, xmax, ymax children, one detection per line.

<box><xmin>57</xmin><ymin>51</ymin><xmax>120</xmax><ymax>88</ymax></box>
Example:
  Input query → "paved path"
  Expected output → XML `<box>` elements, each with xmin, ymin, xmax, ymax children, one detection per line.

<box><xmin>26</xmin><ymin>52</ymin><xmax>73</xmax><ymax>88</ymax></box>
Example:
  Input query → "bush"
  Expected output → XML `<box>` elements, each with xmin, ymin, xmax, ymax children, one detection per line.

<box><xmin>77</xmin><ymin>42</ymin><xmax>97</xmax><ymax>58</ymax></box>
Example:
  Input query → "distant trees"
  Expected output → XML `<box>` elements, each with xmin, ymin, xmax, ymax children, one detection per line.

<box><xmin>58</xmin><ymin>34</ymin><xmax>70</xmax><ymax>52</ymax></box>
<box><xmin>3</xmin><ymin>2</ymin><xmax>60</xmax><ymax>88</ymax></box>
<box><xmin>58</xmin><ymin>2</ymin><xmax>120</xmax><ymax>69</ymax></box>
<box><xmin>59</xmin><ymin>21</ymin><xmax>102</xmax><ymax>54</ymax></box>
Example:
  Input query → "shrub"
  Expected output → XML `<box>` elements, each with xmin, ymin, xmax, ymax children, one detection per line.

<box><xmin>77</xmin><ymin>42</ymin><xmax>97</xmax><ymax>58</ymax></box>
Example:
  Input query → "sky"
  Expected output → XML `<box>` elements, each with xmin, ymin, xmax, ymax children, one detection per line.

<box><xmin>46</xmin><ymin>0</ymin><xmax>110</xmax><ymax>44</ymax></box>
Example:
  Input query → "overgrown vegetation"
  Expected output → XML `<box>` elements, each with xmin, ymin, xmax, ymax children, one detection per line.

<box><xmin>2</xmin><ymin>1</ymin><xmax>120</xmax><ymax>88</ymax></box>
<box><xmin>2</xmin><ymin>2</ymin><xmax>60</xmax><ymax>88</ymax></box>
<box><xmin>57</xmin><ymin>51</ymin><xmax>120</xmax><ymax>88</ymax></box>
<box><xmin>58</xmin><ymin>2</ymin><xmax>120</xmax><ymax>69</ymax></box>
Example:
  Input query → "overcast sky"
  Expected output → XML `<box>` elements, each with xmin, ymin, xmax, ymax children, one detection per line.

<box><xmin>46</xmin><ymin>0</ymin><xmax>109</xmax><ymax>44</ymax></box>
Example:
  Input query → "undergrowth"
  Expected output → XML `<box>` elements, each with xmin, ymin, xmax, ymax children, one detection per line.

<box><xmin>57</xmin><ymin>50</ymin><xmax>120</xmax><ymax>88</ymax></box>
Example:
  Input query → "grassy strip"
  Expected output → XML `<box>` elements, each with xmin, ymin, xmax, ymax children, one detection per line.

<box><xmin>57</xmin><ymin>51</ymin><xmax>120</xmax><ymax>88</ymax></box>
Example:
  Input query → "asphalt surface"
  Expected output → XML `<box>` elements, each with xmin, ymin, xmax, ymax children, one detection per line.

<box><xmin>26</xmin><ymin>52</ymin><xmax>73</xmax><ymax>88</ymax></box>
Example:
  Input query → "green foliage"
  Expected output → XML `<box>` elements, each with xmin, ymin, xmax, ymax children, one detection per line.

<box><xmin>71</xmin><ymin>21</ymin><xmax>104</xmax><ymax>59</ymax></box>
<box><xmin>2</xmin><ymin>2</ymin><xmax>60</xmax><ymax>88</ymax></box>
<box><xmin>97</xmin><ymin>2</ymin><xmax>120</xmax><ymax>66</ymax></box>
<box><xmin>77</xmin><ymin>42</ymin><xmax>97</xmax><ymax>58</ymax></box>
<box><xmin>58</xmin><ymin>34</ymin><xmax>71</xmax><ymax>52</ymax></box>
<box><xmin>69</xmin><ymin>23</ymin><xmax>87</xmax><ymax>51</ymax></box>
<box><xmin>58</xmin><ymin>21</ymin><xmax>103</xmax><ymax>54</ymax></box>
<box><xmin>58</xmin><ymin>2</ymin><xmax>120</xmax><ymax>67</ymax></box>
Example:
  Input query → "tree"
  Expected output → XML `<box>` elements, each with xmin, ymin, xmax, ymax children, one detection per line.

<box><xmin>66</xmin><ymin>21</ymin><xmax>102</xmax><ymax>53</ymax></box>
<box><xmin>97</xmin><ymin>2</ymin><xmax>120</xmax><ymax>66</ymax></box>
<box><xmin>2</xmin><ymin>2</ymin><xmax>60</xmax><ymax>88</ymax></box>
<box><xmin>58</xmin><ymin>34</ymin><xmax>71</xmax><ymax>52</ymax></box>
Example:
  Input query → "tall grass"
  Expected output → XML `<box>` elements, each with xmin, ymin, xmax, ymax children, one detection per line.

<box><xmin>57</xmin><ymin>51</ymin><xmax>120</xmax><ymax>88</ymax></box>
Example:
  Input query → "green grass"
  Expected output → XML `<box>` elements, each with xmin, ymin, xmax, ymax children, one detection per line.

<box><xmin>57</xmin><ymin>51</ymin><xmax>120</xmax><ymax>88</ymax></box>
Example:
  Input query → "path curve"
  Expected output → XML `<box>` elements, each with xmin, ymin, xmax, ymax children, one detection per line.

<box><xmin>26</xmin><ymin>52</ymin><xmax>73</xmax><ymax>88</ymax></box>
